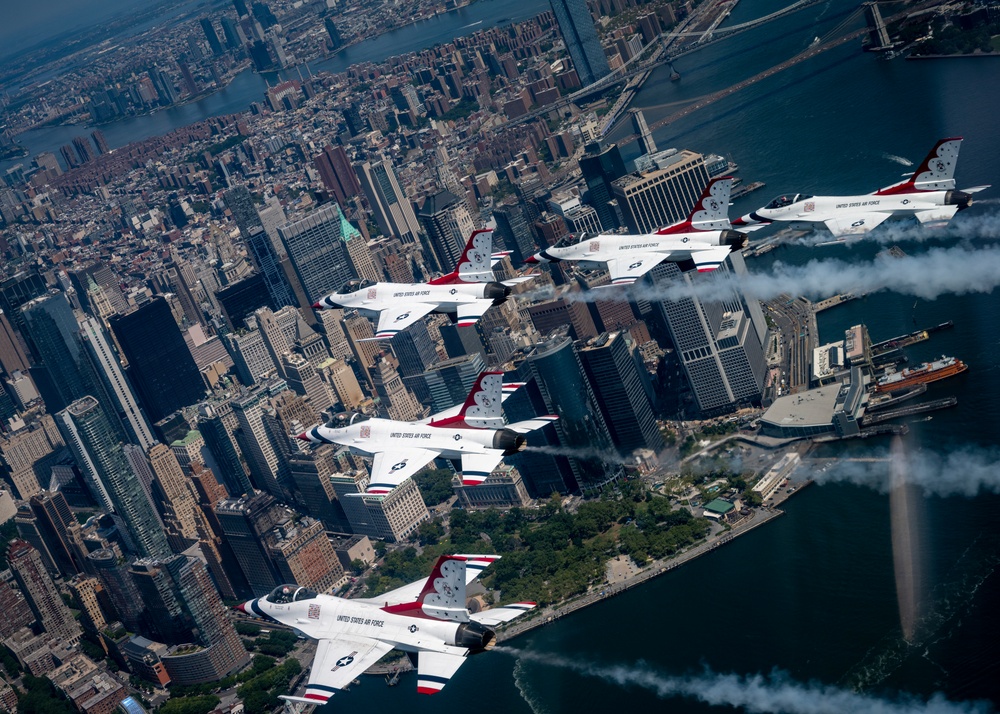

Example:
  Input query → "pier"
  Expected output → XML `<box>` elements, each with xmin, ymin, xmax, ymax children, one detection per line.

<box><xmin>871</xmin><ymin>321</ymin><xmax>954</xmax><ymax>354</ymax></box>
<box><xmin>861</xmin><ymin>397</ymin><xmax>958</xmax><ymax>425</ymax></box>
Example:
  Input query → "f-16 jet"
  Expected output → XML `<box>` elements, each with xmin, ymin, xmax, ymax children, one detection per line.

<box><xmin>297</xmin><ymin>371</ymin><xmax>556</xmax><ymax>494</ymax></box>
<box><xmin>312</xmin><ymin>228</ymin><xmax>532</xmax><ymax>339</ymax></box>
<box><xmin>732</xmin><ymin>137</ymin><xmax>990</xmax><ymax>238</ymax></box>
<box><xmin>235</xmin><ymin>554</ymin><xmax>535</xmax><ymax>701</ymax></box>
<box><xmin>524</xmin><ymin>177</ymin><xmax>747</xmax><ymax>285</ymax></box>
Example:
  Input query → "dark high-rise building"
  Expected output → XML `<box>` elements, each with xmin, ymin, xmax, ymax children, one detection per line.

<box><xmin>500</xmin><ymin>375</ymin><xmax>575</xmax><ymax>497</ymax></box>
<box><xmin>389</xmin><ymin>321</ymin><xmax>437</xmax><ymax>378</ymax></box>
<box><xmin>649</xmin><ymin>254</ymin><xmax>768</xmax><ymax>416</ymax></box>
<box><xmin>200</xmin><ymin>18</ymin><xmax>225</xmax><ymax>56</ymax></box>
<box><xmin>150</xmin><ymin>66</ymin><xmax>178</xmax><ymax>105</ymax></box>
<box><xmin>109</xmin><ymin>297</ymin><xmax>206</xmax><ymax>422</ymax></box>
<box><xmin>91</xmin><ymin>130</ymin><xmax>110</xmax><ymax>155</ymax></box>
<box><xmin>549</xmin><ymin>0</ymin><xmax>611</xmax><ymax>86</ymax></box>
<box><xmin>324</xmin><ymin>16</ymin><xmax>343</xmax><ymax>49</ymax></box>
<box><xmin>418</xmin><ymin>353</ymin><xmax>486</xmax><ymax>414</ymax></box>
<box><xmin>59</xmin><ymin>144</ymin><xmax>79</xmax><ymax>170</ymax></box>
<box><xmin>492</xmin><ymin>202</ymin><xmax>537</xmax><ymax>265</ymax></box>
<box><xmin>0</xmin><ymin>308</ymin><xmax>29</xmax><ymax>376</ymax></box>
<box><xmin>73</xmin><ymin>136</ymin><xmax>96</xmax><ymax>165</ymax></box>
<box><xmin>277</xmin><ymin>203</ymin><xmax>356</xmax><ymax>304</ymax></box>
<box><xmin>440</xmin><ymin>323</ymin><xmax>487</xmax><ymax>363</ymax></box>
<box><xmin>213</xmin><ymin>492</ymin><xmax>284</xmax><ymax>596</ymax></box>
<box><xmin>516</xmin><ymin>329</ymin><xmax>623</xmax><ymax>493</ymax></box>
<box><xmin>577</xmin><ymin>332</ymin><xmax>663</xmax><ymax>452</ymax></box>
<box><xmin>7</xmin><ymin>539</ymin><xmax>82</xmax><ymax>643</ymax></box>
<box><xmin>342</xmin><ymin>103</ymin><xmax>368</xmax><ymax>137</ymax></box>
<box><xmin>286</xmin><ymin>445</ymin><xmax>350</xmax><ymax>532</ymax></box>
<box><xmin>417</xmin><ymin>190</ymin><xmax>475</xmax><ymax>274</ymax></box>
<box><xmin>198</xmin><ymin>403</ymin><xmax>254</xmax><ymax>497</ymax></box>
<box><xmin>579</xmin><ymin>142</ymin><xmax>627</xmax><ymax>230</ymax></box>
<box><xmin>88</xmin><ymin>547</ymin><xmax>144</xmax><ymax>631</ymax></box>
<box><xmin>225</xmin><ymin>186</ymin><xmax>297</xmax><ymax>309</ymax></box>
<box><xmin>28</xmin><ymin>491</ymin><xmax>85</xmax><ymax>577</ymax></box>
<box><xmin>220</xmin><ymin>16</ymin><xmax>243</xmax><ymax>49</ymax></box>
<box><xmin>356</xmin><ymin>158</ymin><xmax>421</xmax><ymax>244</ymax></box>
<box><xmin>215</xmin><ymin>273</ymin><xmax>275</xmax><ymax>331</ymax></box>
<box><xmin>20</xmin><ymin>291</ymin><xmax>124</xmax><ymax>433</ymax></box>
<box><xmin>57</xmin><ymin>396</ymin><xmax>170</xmax><ymax>558</ymax></box>
<box><xmin>313</xmin><ymin>145</ymin><xmax>360</xmax><ymax>205</ymax></box>
<box><xmin>233</xmin><ymin>0</ymin><xmax>249</xmax><ymax>17</ymax></box>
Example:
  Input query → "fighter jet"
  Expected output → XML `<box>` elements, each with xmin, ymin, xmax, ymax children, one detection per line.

<box><xmin>733</xmin><ymin>137</ymin><xmax>990</xmax><ymax>238</ymax></box>
<box><xmin>235</xmin><ymin>554</ymin><xmax>535</xmax><ymax>701</ymax></box>
<box><xmin>297</xmin><ymin>371</ymin><xmax>556</xmax><ymax>494</ymax></box>
<box><xmin>524</xmin><ymin>177</ymin><xmax>747</xmax><ymax>285</ymax></box>
<box><xmin>312</xmin><ymin>228</ymin><xmax>533</xmax><ymax>339</ymax></box>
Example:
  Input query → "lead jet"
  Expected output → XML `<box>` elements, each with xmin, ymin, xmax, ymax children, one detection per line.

<box><xmin>524</xmin><ymin>177</ymin><xmax>747</xmax><ymax>285</ymax></box>
<box><xmin>297</xmin><ymin>371</ymin><xmax>556</xmax><ymax>493</ymax></box>
<box><xmin>732</xmin><ymin>137</ymin><xmax>990</xmax><ymax>238</ymax></box>
<box><xmin>235</xmin><ymin>554</ymin><xmax>535</xmax><ymax>701</ymax></box>
<box><xmin>312</xmin><ymin>228</ymin><xmax>533</xmax><ymax>339</ymax></box>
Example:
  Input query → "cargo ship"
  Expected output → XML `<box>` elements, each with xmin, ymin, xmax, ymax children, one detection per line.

<box><xmin>874</xmin><ymin>356</ymin><xmax>967</xmax><ymax>393</ymax></box>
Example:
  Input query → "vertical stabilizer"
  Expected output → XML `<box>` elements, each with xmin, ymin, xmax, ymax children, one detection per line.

<box><xmin>428</xmin><ymin>229</ymin><xmax>495</xmax><ymax>284</ymax></box>
<box><xmin>877</xmin><ymin>138</ymin><xmax>962</xmax><ymax>194</ymax></box>
<box><xmin>657</xmin><ymin>177</ymin><xmax>734</xmax><ymax>234</ymax></box>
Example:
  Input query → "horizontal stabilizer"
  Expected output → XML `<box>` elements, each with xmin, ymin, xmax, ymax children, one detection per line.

<box><xmin>418</xmin><ymin>650</ymin><xmax>468</xmax><ymax>695</ymax></box>
<box><xmin>914</xmin><ymin>205</ymin><xmax>960</xmax><ymax>225</ymax></box>
<box><xmin>822</xmin><ymin>212</ymin><xmax>891</xmax><ymax>237</ymax></box>
<box><xmin>506</xmin><ymin>415</ymin><xmax>559</xmax><ymax>434</ymax></box>
<box><xmin>470</xmin><ymin>602</ymin><xmax>537</xmax><ymax>626</ymax></box>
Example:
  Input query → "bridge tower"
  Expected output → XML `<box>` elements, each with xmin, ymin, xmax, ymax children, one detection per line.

<box><xmin>862</xmin><ymin>2</ymin><xmax>892</xmax><ymax>50</ymax></box>
<box><xmin>629</xmin><ymin>109</ymin><xmax>657</xmax><ymax>157</ymax></box>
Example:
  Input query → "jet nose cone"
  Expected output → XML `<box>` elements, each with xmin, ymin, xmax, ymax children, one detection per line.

<box><xmin>233</xmin><ymin>603</ymin><xmax>247</xmax><ymax>613</ymax></box>
<box><xmin>296</xmin><ymin>432</ymin><xmax>312</xmax><ymax>442</ymax></box>
<box><xmin>311</xmin><ymin>302</ymin><xmax>323</xmax><ymax>309</ymax></box>
<box><xmin>523</xmin><ymin>255</ymin><xmax>540</xmax><ymax>264</ymax></box>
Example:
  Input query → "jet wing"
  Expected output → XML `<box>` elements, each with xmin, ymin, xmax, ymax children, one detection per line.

<box><xmin>460</xmin><ymin>450</ymin><xmax>505</xmax><ymax>485</ymax></box>
<box><xmin>690</xmin><ymin>245</ymin><xmax>734</xmax><ymax>273</ymax></box>
<box><xmin>913</xmin><ymin>205</ymin><xmax>960</xmax><ymax>225</ymax></box>
<box><xmin>281</xmin><ymin>635</ymin><xmax>393</xmax><ymax>705</ymax></box>
<box><xmin>821</xmin><ymin>212</ymin><xmax>891</xmax><ymax>237</ymax></box>
<box><xmin>470</xmin><ymin>602</ymin><xmax>537</xmax><ymax>627</ymax></box>
<box><xmin>605</xmin><ymin>253</ymin><xmax>665</xmax><ymax>286</ymax></box>
<box><xmin>366</xmin><ymin>448</ymin><xmax>439</xmax><ymax>494</ymax></box>
<box><xmin>417</xmin><ymin>650</ymin><xmax>468</xmax><ymax>695</ymax></box>
<box><xmin>455</xmin><ymin>299</ymin><xmax>493</xmax><ymax>327</ymax></box>
<box><xmin>507</xmin><ymin>415</ymin><xmax>559</xmax><ymax>434</ymax></box>
<box><xmin>373</xmin><ymin>302</ymin><xmax>437</xmax><ymax>339</ymax></box>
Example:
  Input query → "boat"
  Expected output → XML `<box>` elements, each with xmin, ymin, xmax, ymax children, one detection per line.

<box><xmin>874</xmin><ymin>356</ymin><xmax>967</xmax><ymax>393</ymax></box>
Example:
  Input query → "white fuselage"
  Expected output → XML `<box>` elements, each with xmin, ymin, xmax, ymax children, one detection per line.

<box><xmin>308</xmin><ymin>418</ymin><xmax>500</xmax><ymax>460</ymax></box>
<box><xmin>325</xmin><ymin>281</ymin><xmax>492</xmax><ymax>316</ymax></box>
<box><xmin>247</xmin><ymin>593</ymin><xmax>467</xmax><ymax>655</ymax></box>
<box><xmin>539</xmin><ymin>231</ymin><xmax>732</xmax><ymax>265</ymax></box>
<box><xmin>754</xmin><ymin>190</ymin><xmax>952</xmax><ymax>226</ymax></box>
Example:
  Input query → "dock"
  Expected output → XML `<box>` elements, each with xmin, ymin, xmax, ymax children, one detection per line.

<box><xmin>871</xmin><ymin>321</ymin><xmax>954</xmax><ymax>354</ymax></box>
<box><xmin>861</xmin><ymin>396</ymin><xmax>958</xmax><ymax>425</ymax></box>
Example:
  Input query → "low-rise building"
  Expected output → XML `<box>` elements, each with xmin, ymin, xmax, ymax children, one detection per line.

<box><xmin>453</xmin><ymin>465</ymin><xmax>531</xmax><ymax>509</ymax></box>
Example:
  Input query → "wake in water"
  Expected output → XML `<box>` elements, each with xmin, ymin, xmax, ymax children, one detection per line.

<box><xmin>496</xmin><ymin>648</ymin><xmax>993</xmax><ymax>713</ymax></box>
<box><xmin>883</xmin><ymin>151</ymin><xmax>915</xmax><ymax>167</ymax></box>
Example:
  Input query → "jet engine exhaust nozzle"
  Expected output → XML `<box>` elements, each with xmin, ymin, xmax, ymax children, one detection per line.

<box><xmin>722</xmin><ymin>229</ymin><xmax>748</xmax><ymax>250</ymax></box>
<box><xmin>945</xmin><ymin>190</ymin><xmax>972</xmax><ymax>209</ymax></box>
<box><xmin>492</xmin><ymin>428</ymin><xmax>527</xmax><ymax>455</ymax></box>
<box><xmin>454</xmin><ymin>621</ymin><xmax>497</xmax><ymax>653</ymax></box>
<box><xmin>484</xmin><ymin>281</ymin><xmax>512</xmax><ymax>304</ymax></box>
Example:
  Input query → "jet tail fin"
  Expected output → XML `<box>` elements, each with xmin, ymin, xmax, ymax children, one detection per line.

<box><xmin>428</xmin><ymin>229</ymin><xmax>495</xmax><ymax>284</ymax></box>
<box><xmin>658</xmin><ymin>177</ymin><xmax>734</xmax><ymax>235</ymax></box>
<box><xmin>429</xmin><ymin>371</ymin><xmax>504</xmax><ymax>429</ymax></box>
<box><xmin>383</xmin><ymin>555</ymin><xmax>471</xmax><ymax>622</ymax></box>
<box><xmin>876</xmin><ymin>138</ymin><xmax>962</xmax><ymax>195</ymax></box>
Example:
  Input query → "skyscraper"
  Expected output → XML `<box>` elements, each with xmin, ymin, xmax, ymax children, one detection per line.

<box><xmin>232</xmin><ymin>380</ymin><xmax>289</xmax><ymax>498</ymax></box>
<box><xmin>277</xmin><ymin>203</ymin><xmax>358</xmax><ymax>303</ymax></box>
<box><xmin>87</xmin><ymin>547</ymin><xmax>144</xmax><ymax>631</ymax></box>
<box><xmin>213</xmin><ymin>492</ymin><xmax>284</xmax><ymax>596</ymax></box>
<box><xmin>109</xmin><ymin>297</ymin><xmax>206</xmax><ymax>422</ymax></box>
<box><xmin>224</xmin><ymin>186</ymin><xmax>297</xmax><ymax>309</ymax></box>
<box><xmin>649</xmin><ymin>252</ymin><xmax>768</xmax><ymax>416</ymax></box>
<box><xmin>57</xmin><ymin>396</ymin><xmax>170</xmax><ymax>558</ymax></box>
<box><xmin>579</xmin><ymin>142</ymin><xmax>627</xmax><ymax>231</ymax></box>
<box><xmin>492</xmin><ymin>202</ymin><xmax>538</xmax><ymax>265</ymax></box>
<box><xmin>78</xmin><ymin>314</ymin><xmax>156</xmax><ymax>450</ymax></box>
<box><xmin>611</xmin><ymin>149</ymin><xmax>710</xmax><ymax>234</ymax></box>
<box><xmin>0</xmin><ymin>308</ymin><xmax>30</xmax><ymax>376</ymax></box>
<box><xmin>7</xmin><ymin>539</ymin><xmax>82</xmax><ymax>643</ymax></box>
<box><xmin>356</xmin><ymin>158</ymin><xmax>421</xmax><ymax>244</ymax></box>
<box><xmin>313</xmin><ymin>145</ymin><xmax>361</xmax><ymax>206</ymax></box>
<box><xmin>417</xmin><ymin>190</ymin><xmax>475</xmax><ymax>274</ymax></box>
<box><xmin>549</xmin><ymin>0</ymin><xmax>611</xmax><ymax>86</ymax></box>
<box><xmin>200</xmin><ymin>18</ymin><xmax>225</xmax><ymax>56</ymax></box>
<box><xmin>577</xmin><ymin>332</ymin><xmax>663</xmax><ymax>452</ymax></box>
<box><xmin>516</xmin><ymin>329</ymin><xmax>623</xmax><ymax>493</ymax></box>
<box><xmin>20</xmin><ymin>291</ymin><xmax>124</xmax><ymax>433</ymax></box>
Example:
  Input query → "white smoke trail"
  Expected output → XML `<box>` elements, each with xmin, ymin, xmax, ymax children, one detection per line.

<box><xmin>520</xmin><ymin>245</ymin><xmax>1000</xmax><ymax>305</ymax></box>
<box><xmin>812</xmin><ymin>448</ymin><xmax>1000</xmax><ymax>498</ymax></box>
<box><xmin>494</xmin><ymin>648</ymin><xmax>991</xmax><ymax>714</ymax></box>
<box><xmin>789</xmin><ymin>212</ymin><xmax>1000</xmax><ymax>247</ymax></box>
<box><xmin>883</xmin><ymin>152</ymin><xmax>915</xmax><ymax>167</ymax></box>
<box><xmin>524</xmin><ymin>444</ymin><xmax>635</xmax><ymax>466</ymax></box>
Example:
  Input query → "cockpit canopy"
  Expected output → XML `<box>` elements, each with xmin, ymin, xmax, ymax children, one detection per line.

<box><xmin>267</xmin><ymin>584</ymin><xmax>319</xmax><ymax>604</ymax></box>
<box><xmin>765</xmin><ymin>194</ymin><xmax>813</xmax><ymax>210</ymax></box>
<box><xmin>336</xmin><ymin>278</ymin><xmax>376</xmax><ymax>294</ymax></box>
<box><xmin>326</xmin><ymin>411</ymin><xmax>369</xmax><ymax>428</ymax></box>
<box><xmin>553</xmin><ymin>232</ymin><xmax>597</xmax><ymax>249</ymax></box>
